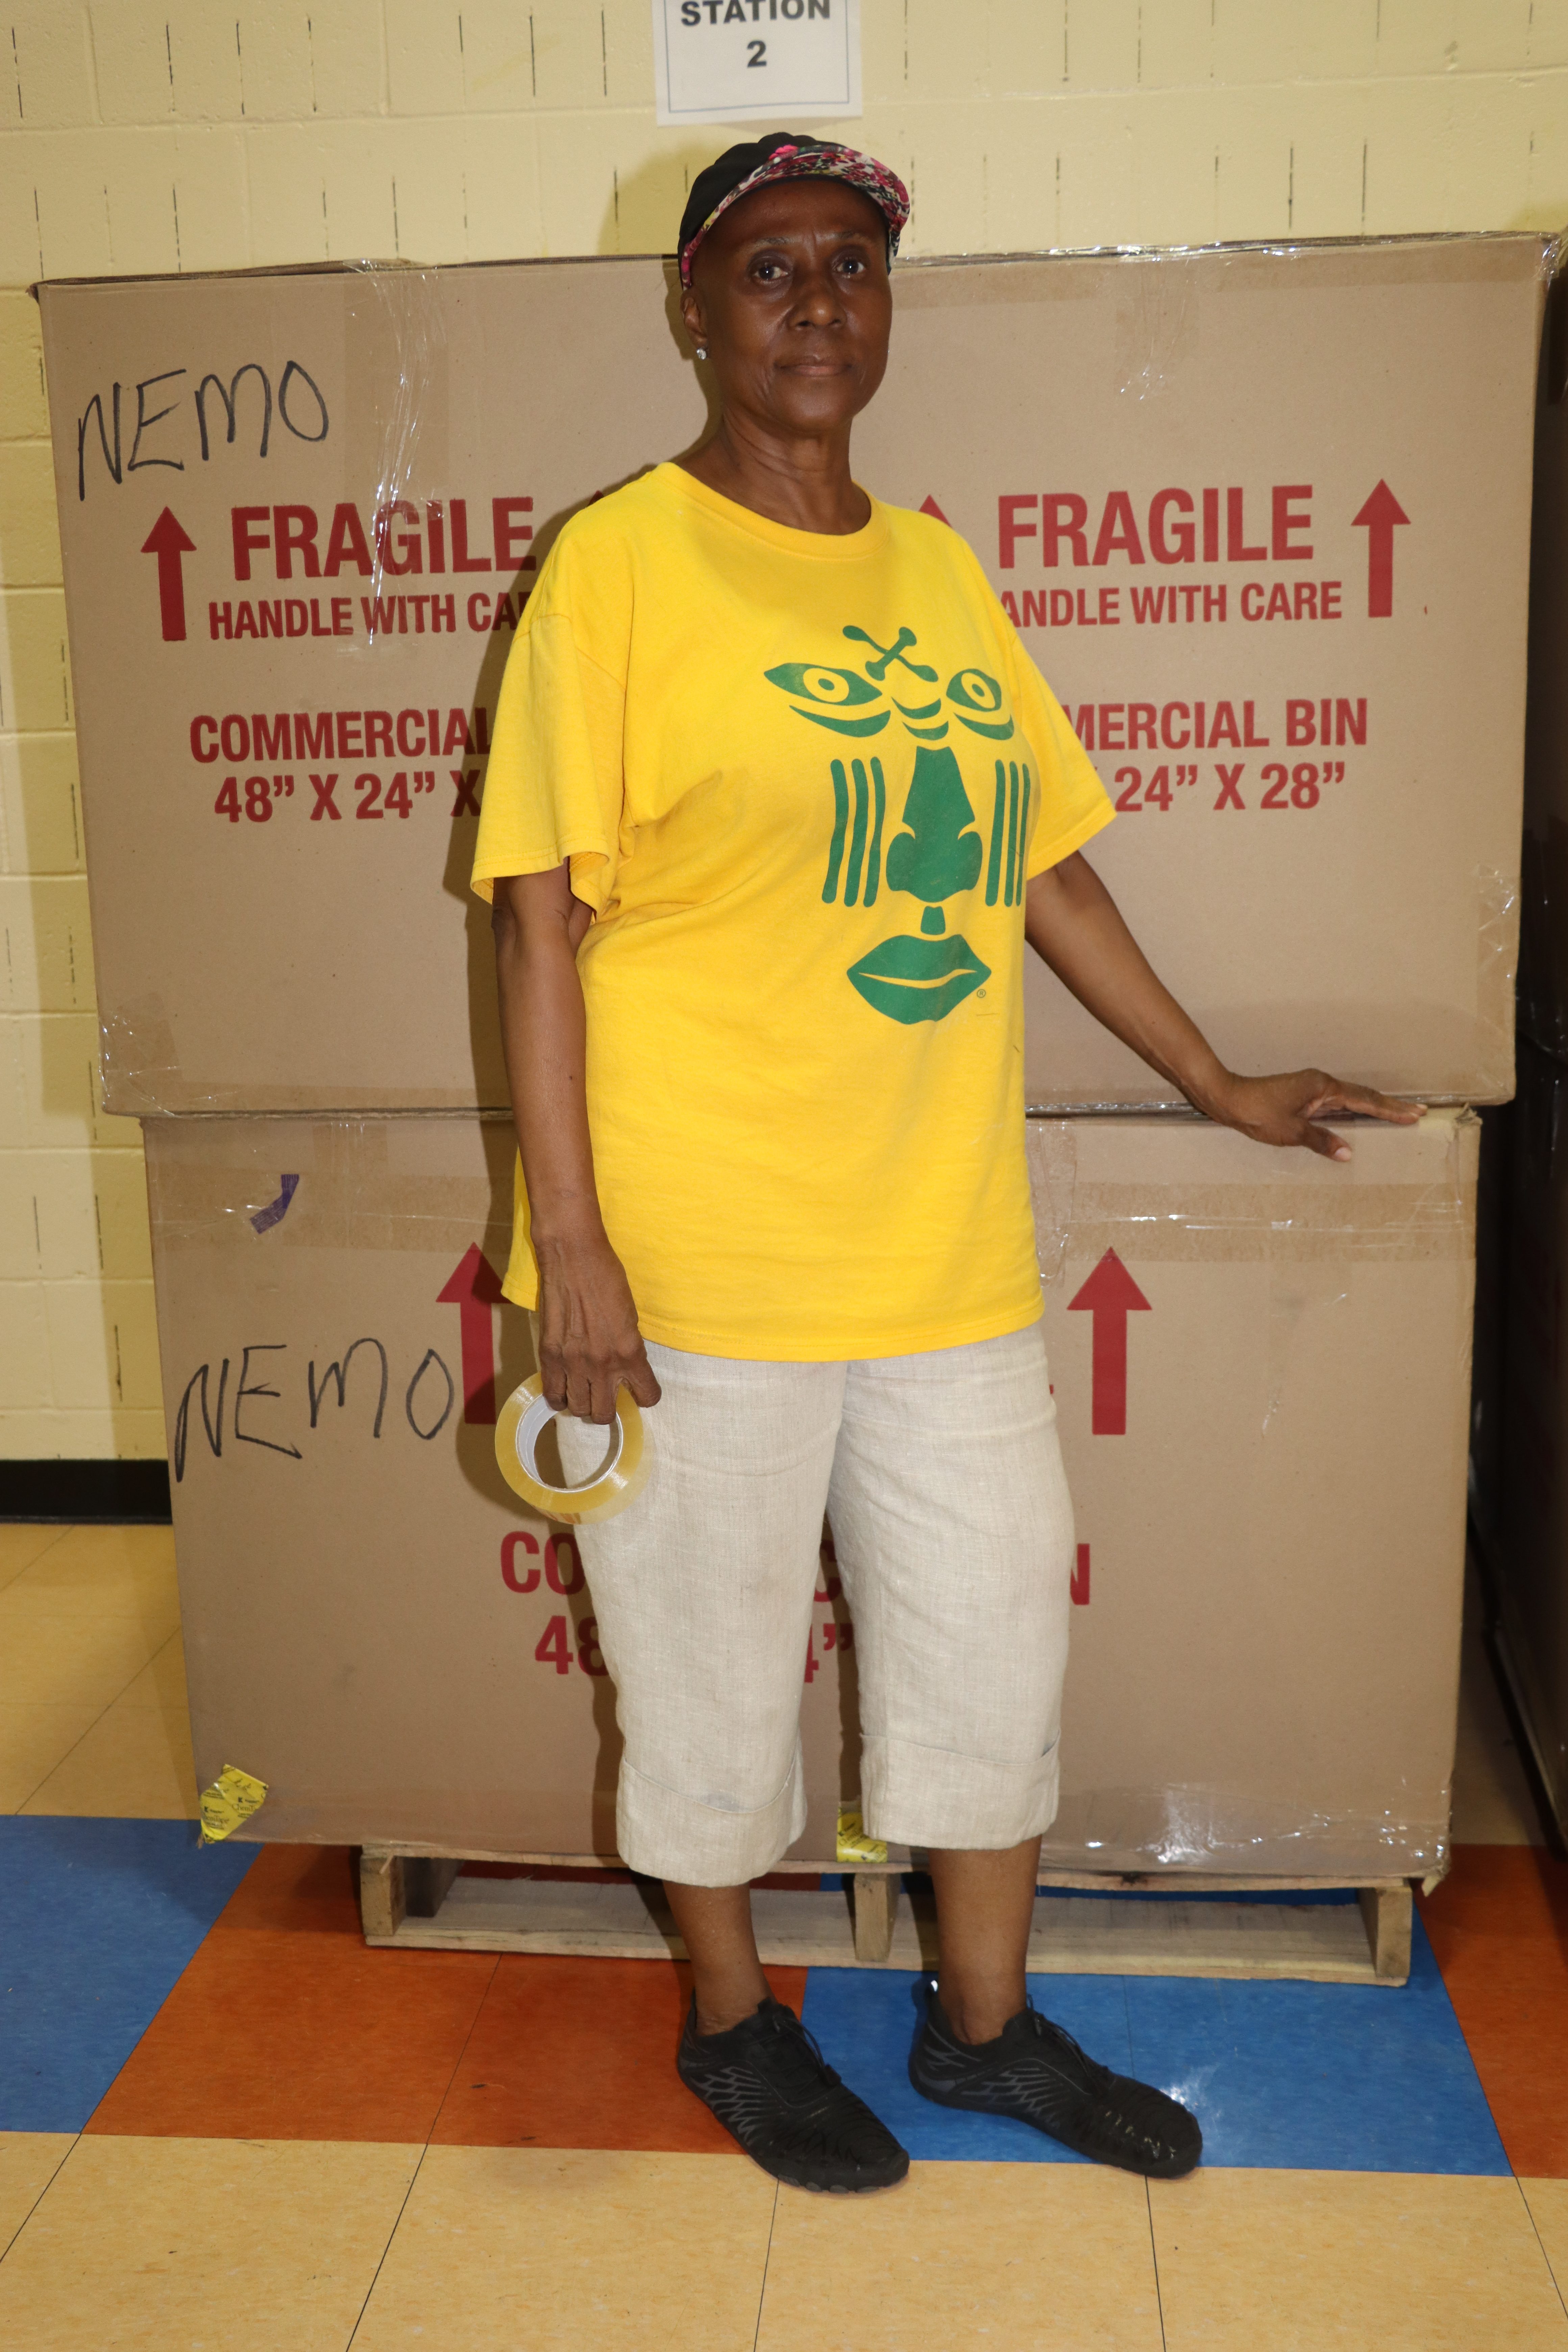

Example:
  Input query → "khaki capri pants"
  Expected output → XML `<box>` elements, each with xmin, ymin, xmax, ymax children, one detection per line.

<box><xmin>556</xmin><ymin>1320</ymin><xmax>1076</xmax><ymax>1887</ymax></box>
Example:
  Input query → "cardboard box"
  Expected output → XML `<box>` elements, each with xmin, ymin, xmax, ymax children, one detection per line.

<box><xmin>1494</xmin><ymin>1039</ymin><xmax>1568</xmax><ymax>1839</ymax></box>
<box><xmin>1520</xmin><ymin>272</ymin><xmax>1568</xmax><ymax>1060</ymax></box>
<box><xmin>43</xmin><ymin>237</ymin><xmax>1546</xmax><ymax>1117</ymax></box>
<box><xmin>871</xmin><ymin>242</ymin><xmax>1545</xmax><ymax>1110</ymax></box>
<box><xmin>146</xmin><ymin>1107</ymin><xmax>1475</xmax><ymax>1878</ymax></box>
<box><xmin>41</xmin><ymin>258</ymin><xmax>701</xmax><ymax>1118</ymax></box>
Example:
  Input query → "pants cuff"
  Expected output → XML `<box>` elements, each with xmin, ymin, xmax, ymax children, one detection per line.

<box><xmin>616</xmin><ymin>1751</ymin><xmax>808</xmax><ymax>1886</ymax></box>
<box><xmin>860</xmin><ymin>1736</ymin><xmax>1060</xmax><ymax>1851</ymax></box>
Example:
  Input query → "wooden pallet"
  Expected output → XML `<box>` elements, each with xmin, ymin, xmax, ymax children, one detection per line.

<box><xmin>360</xmin><ymin>1851</ymin><xmax>1413</xmax><ymax>1985</ymax></box>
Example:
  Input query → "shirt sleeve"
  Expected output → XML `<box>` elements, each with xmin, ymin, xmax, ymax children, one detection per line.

<box><xmin>469</xmin><ymin>544</ymin><xmax>628</xmax><ymax>914</ymax></box>
<box><xmin>948</xmin><ymin>532</ymin><xmax>1113</xmax><ymax>879</ymax></box>
<box><xmin>1011</xmin><ymin>645</ymin><xmax>1116</xmax><ymax>879</ymax></box>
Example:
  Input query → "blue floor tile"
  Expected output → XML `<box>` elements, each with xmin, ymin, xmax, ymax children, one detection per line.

<box><xmin>1122</xmin><ymin>1918</ymin><xmax>1508</xmax><ymax>2175</ymax></box>
<box><xmin>801</xmin><ymin>1912</ymin><xmax>1508</xmax><ymax>2174</ymax></box>
<box><xmin>0</xmin><ymin>1818</ymin><xmax>258</xmax><ymax>2132</ymax></box>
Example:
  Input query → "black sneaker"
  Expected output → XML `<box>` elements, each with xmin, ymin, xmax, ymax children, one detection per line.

<box><xmin>677</xmin><ymin>1994</ymin><xmax>910</xmax><ymax>2193</ymax></box>
<box><xmin>909</xmin><ymin>1980</ymin><xmax>1202</xmax><ymax>2179</ymax></box>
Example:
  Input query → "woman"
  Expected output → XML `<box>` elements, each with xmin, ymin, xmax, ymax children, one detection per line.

<box><xmin>473</xmin><ymin>134</ymin><xmax>1418</xmax><ymax>2195</ymax></box>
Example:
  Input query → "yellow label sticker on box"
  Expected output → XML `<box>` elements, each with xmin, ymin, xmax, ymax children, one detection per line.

<box><xmin>836</xmin><ymin>1806</ymin><xmax>887</xmax><ymax>1867</ymax></box>
<box><xmin>199</xmin><ymin>1763</ymin><xmax>268</xmax><ymax>1844</ymax></box>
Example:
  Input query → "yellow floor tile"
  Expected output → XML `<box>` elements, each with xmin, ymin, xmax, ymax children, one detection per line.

<box><xmin>0</xmin><ymin>2134</ymin><xmax>419</xmax><ymax>2352</ymax></box>
<box><xmin>0</xmin><ymin>1528</ymin><xmax>67</xmax><ymax>1594</ymax></box>
<box><xmin>0</xmin><ymin>2136</ymin><xmax>73</xmax><ymax>2260</ymax></box>
<box><xmin>1152</xmin><ymin>2169</ymin><xmax>1568</xmax><ymax>2351</ymax></box>
<box><xmin>20</xmin><ymin>1689</ymin><xmax>197</xmax><ymax>1818</ymax></box>
<box><xmin>8</xmin><ymin>1524</ymin><xmax>179</xmax><ymax>1632</ymax></box>
<box><xmin>113</xmin><ymin>1630</ymin><xmax>187</xmax><ymax>1712</ymax></box>
<box><xmin>755</xmin><ymin>2159</ymin><xmax>1162</xmax><ymax>2352</ymax></box>
<box><xmin>353</xmin><ymin>2148</ymin><xmax>776</xmax><ymax>2352</ymax></box>
<box><xmin>0</xmin><ymin>1702</ymin><xmax>103</xmax><ymax>1811</ymax></box>
<box><xmin>0</xmin><ymin>1602</ymin><xmax>168</xmax><ymax>1711</ymax></box>
<box><xmin>1522</xmin><ymin>2181</ymin><xmax>1568</xmax><ymax>2303</ymax></box>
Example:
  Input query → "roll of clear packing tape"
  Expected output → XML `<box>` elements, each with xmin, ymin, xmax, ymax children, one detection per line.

<box><xmin>494</xmin><ymin>1373</ymin><xmax>650</xmax><ymax>1525</ymax></box>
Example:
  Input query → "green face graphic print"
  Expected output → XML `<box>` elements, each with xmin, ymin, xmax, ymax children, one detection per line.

<box><xmin>764</xmin><ymin>624</ymin><xmax>1033</xmax><ymax>1025</ymax></box>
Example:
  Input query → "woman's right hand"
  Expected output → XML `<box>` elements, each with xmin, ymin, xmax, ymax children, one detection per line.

<box><xmin>535</xmin><ymin>1232</ymin><xmax>663</xmax><ymax>1425</ymax></box>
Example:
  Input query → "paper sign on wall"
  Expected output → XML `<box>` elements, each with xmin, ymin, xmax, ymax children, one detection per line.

<box><xmin>652</xmin><ymin>0</ymin><xmax>861</xmax><ymax>127</ymax></box>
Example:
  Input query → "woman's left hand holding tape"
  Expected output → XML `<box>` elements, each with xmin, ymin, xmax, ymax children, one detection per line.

<box><xmin>496</xmin><ymin>1372</ymin><xmax>652</xmax><ymax>1524</ymax></box>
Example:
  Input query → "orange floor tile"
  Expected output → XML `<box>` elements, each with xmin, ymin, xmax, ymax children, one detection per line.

<box><xmin>431</xmin><ymin>1955</ymin><xmax>808</xmax><ymax>2152</ymax></box>
<box><xmin>1418</xmin><ymin>1844</ymin><xmax>1568</xmax><ymax>2178</ymax></box>
<box><xmin>85</xmin><ymin>1844</ymin><xmax>497</xmax><ymax>2143</ymax></box>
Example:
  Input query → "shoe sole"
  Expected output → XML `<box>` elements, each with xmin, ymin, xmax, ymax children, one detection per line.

<box><xmin>910</xmin><ymin>2070</ymin><xmax>1201</xmax><ymax>2181</ymax></box>
<box><xmin>770</xmin><ymin>2161</ymin><xmax>911</xmax><ymax>2194</ymax></box>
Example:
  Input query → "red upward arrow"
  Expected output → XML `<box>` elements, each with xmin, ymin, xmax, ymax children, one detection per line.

<box><xmin>1067</xmin><ymin>1248</ymin><xmax>1151</xmax><ymax>1435</ymax></box>
<box><xmin>919</xmin><ymin>494</ymin><xmax>950</xmax><ymax>522</ymax></box>
<box><xmin>1350</xmin><ymin>480</ymin><xmax>1409</xmax><ymax>619</ymax></box>
<box><xmin>141</xmin><ymin>507</ymin><xmax>196</xmax><ymax>641</ymax></box>
<box><xmin>437</xmin><ymin>1244</ymin><xmax>505</xmax><ymax>1423</ymax></box>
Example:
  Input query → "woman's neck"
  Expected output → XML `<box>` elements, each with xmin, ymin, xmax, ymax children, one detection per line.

<box><xmin>678</xmin><ymin>414</ymin><xmax>871</xmax><ymax>535</ymax></box>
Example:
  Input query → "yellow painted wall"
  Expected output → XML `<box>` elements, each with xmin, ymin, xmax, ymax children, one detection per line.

<box><xmin>2</xmin><ymin>0</ymin><xmax>1566</xmax><ymax>1459</ymax></box>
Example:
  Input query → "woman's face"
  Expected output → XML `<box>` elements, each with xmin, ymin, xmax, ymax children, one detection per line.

<box><xmin>681</xmin><ymin>178</ymin><xmax>893</xmax><ymax>440</ymax></box>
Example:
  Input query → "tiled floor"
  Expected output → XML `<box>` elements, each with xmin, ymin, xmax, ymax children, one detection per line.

<box><xmin>1</xmin><ymin>1526</ymin><xmax>1566</xmax><ymax>2349</ymax></box>
<box><xmin>0</xmin><ymin>1523</ymin><xmax>193</xmax><ymax>1816</ymax></box>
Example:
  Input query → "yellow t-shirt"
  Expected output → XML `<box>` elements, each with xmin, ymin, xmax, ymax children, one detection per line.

<box><xmin>471</xmin><ymin>462</ymin><xmax>1112</xmax><ymax>1360</ymax></box>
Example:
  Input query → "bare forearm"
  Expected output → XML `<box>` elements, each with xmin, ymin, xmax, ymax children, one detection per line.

<box><xmin>490</xmin><ymin>869</ymin><xmax>660</xmax><ymax>1419</ymax></box>
<box><xmin>492</xmin><ymin>873</ymin><xmax>605</xmax><ymax>1246</ymax></box>
<box><xmin>1024</xmin><ymin>853</ymin><xmax>1231</xmax><ymax>1114</ymax></box>
<box><xmin>1023</xmin><ymin>850</ymin><xmax>1421</xmax><ymax>1160</ymax></box>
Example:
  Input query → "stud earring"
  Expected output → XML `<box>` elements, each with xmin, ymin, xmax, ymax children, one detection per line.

<box><xmin>696</xmin><ymin>346</ymin><xmax>708</xmax><ymax>360</ymax></box>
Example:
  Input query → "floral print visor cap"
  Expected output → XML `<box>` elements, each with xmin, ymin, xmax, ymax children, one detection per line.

<box><xmin>677</xmin><ymin>134</ymin><xmax>911</xmax><ymax>288</ymax></box>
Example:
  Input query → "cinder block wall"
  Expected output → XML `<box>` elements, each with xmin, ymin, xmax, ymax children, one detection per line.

<box><xmin>2</xmin><ymin>0</ymin><xmax>1565</xmax><ymax>1462</ymax></box>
